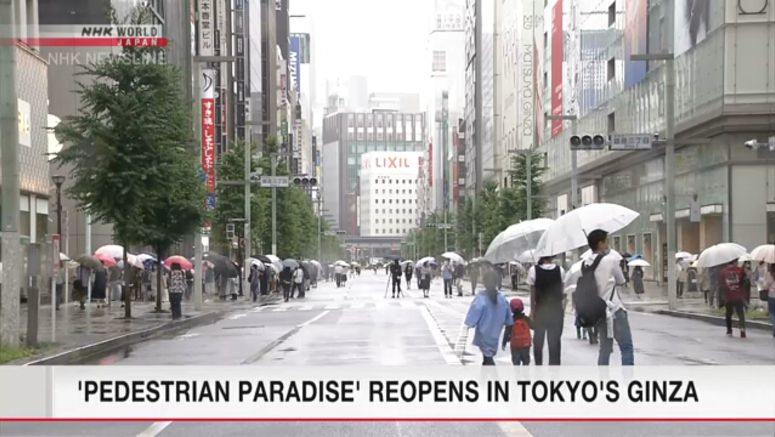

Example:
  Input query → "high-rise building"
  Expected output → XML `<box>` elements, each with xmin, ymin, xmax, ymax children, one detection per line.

<box><xmin>321</xmin><ymin>111</ymin><xmax>426</xmax><ymax>236</ymax></box>
<box><xmin>537</xmin><ymin>0</ymin><xmax>775</xmax><ymax>283</ymax></box>
<box><xmin>425</xmin><ymin>0</ymin><xmax>466</xmax><ymax>216</ymax></box>
<box><xmin>359</xmin><ymin>152</ymin><xmax>423</xmax><ymax>237</ymax></box>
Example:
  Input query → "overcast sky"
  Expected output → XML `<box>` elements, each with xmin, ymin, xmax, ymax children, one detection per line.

<box><xmin>290</xmin><ymin>0</ymin><xmax>433</xmax><ymax>109</ymax></box>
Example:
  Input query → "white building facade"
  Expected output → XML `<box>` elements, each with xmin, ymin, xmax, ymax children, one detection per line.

<box><xmin>359</xmin><ymin>152</ymin><xmax>423</xmax><ymax>237</ymax></box>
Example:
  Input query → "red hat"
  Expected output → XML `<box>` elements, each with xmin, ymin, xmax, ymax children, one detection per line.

<box><xmin>510</xmin><ymin>298</ymin><xmax>524</xmax><ymax>313</ymax></box>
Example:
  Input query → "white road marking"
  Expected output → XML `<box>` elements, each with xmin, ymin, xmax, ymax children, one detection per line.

<box><xmin>324</xmin><ymin>304</ymin><xmax>341</xmax><ymax>310</ymax></box>
<box><xmin>272</xmin><ymin>306</ymin><xmax>290</xmax><ymax>312</ymax></box>
<box><xmin>297</xmin><ymin>310</ymin><xmax>330</xmax><ymax>327</ymax></box>
<box><xmin>498</xmin><ymin>421</ymin><xmax>534</xmax><ymax>436</ymax></box>
<box><xmin>176</xmin><ymin>332</ymin><xmax>200</xmax><ymax>340</ymax></box>
<box><xmin>228</xmin><ymin>313</ymin><xmax>247</xmax><ymax>320</ymax></box>
<box><xmin>136</xmin><ymin>421</ymin><xmax>171</xmax><ymax>437</ymax></box>
<box><xmin>250</xmin><ymin>306</ymin><xmax>266</xmax><ymax>312</ymax></box>
<box><xmin>420</xmin><ymin>306</ymin><xmax>462</xmax><ymax>365</ymax></box>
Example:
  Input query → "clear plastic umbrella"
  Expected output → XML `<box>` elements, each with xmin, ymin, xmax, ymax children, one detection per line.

<box><xmin>627</xmin><ymin>259</ymin><xmax>651</xmax><ymax>267</ymax></box>
<box><xmin>485</xmin><ymin>218</ymin><xmax>554</xmax><ymax>264</ymax></box>
<box><xmin>94</xmin><ymin>244</ymin><xmax>124</xmax><ymax>259</ymax></box>
<box><xmin>750</xmin><ymin>244</ymin><xmax>775</xmax><ymax>264</ymax></box>
<box><xmin>441</xmin><ymin>252</ymin><xmax>465</xmax><ymax>264</ymax></box>
<box><xmin>536</xmin><ymin>203</ymin><xmax>639</xmax><ymax>257</ymax></box>
<box><xmin>697</xmin><ymin>243</ymin><xmax>748</xmax><ymax>268</ymax></box>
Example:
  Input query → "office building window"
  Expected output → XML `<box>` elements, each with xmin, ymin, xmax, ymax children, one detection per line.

<box><xmin>432</xmin><ymin>50</ymin><xmax>446</xmax><ymax>72</ymax></box>
<box><xmin>607</xmin><ymin>57</ymin><xmax>615</xmax><ymax>81</ymax></box>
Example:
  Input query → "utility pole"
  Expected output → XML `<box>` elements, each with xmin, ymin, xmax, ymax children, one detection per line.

<box><xmin>631</xmin><ymin>52</ymin><xmax>675</xmax><ymax>309</ymax></box>
<box><xmin>243</xmin><ymin>132</ymin><xmax>252</xmax><ymax>295</ymax></box>
<box><xmin>271</xmin><ymin>153</ymin><xmax>277</xmax><ymax>254</ymax></box>
<box><xmin>525</xmin><ymin>151</ymin><xmax>532</xmax><ymax>220</ymax></box>
<box><xmin>0</xmin><ymin>0</ymin><xmax>21</xmax><ymax>347</ymax></box>
<box><xmin>546</xmin><ymin>114</ymin><xmax>579</xmax><ymax>211</ymax></box>
<box><xmin>442</xmin><ymin>91</ymin><xmax>449</xmax><ymax>252</ymax></box>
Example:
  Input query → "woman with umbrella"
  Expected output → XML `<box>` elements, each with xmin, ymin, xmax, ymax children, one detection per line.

<box><xmin>627</xmin><ymin>259</ymin><xmax>649</xmax><ymax>297</ymax></box>
<box><xmin>167</xmin><ymin>263</ymin><xmax>187</xmax><ymax>320</ymax></box>
<box><xmin>403</xmin><ymin>261</ymin><xmax>413</xmax><ymax>290</ymax></box>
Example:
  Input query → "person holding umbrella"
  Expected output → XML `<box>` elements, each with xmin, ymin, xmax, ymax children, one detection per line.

<box><xmin>468</xmin><ymin>263</ymin><xmax>479</xmax><ymax>296</ymax></box>
<box><xmin>527</xmin><ymin>255</ymin><xmax>566</xmax><ymax>365</ymax></box>
<box><xmin>280</xmin><ymin>266</ymin><xmax>293</xmax><ymax>302</ymax></box>
<box><xmin>442</xmin><ymin>261</ymin><xmax>454</xmax><ymax>298</ymax></box>
<box><xmin>719</xmin><ymin>259</ymin><xmax>748</xmax><ymax>338</ymax></box>
<box><xmin>167</xmin><ymin>263</ymin><xmax>187</xmax><ymax>320</ymax></box>
<box><xmin>292</xmin><ymin>266</ymin><xmax>305</xmax><ymax>299</ymax></box>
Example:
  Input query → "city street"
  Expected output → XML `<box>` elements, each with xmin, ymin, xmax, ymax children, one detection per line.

<box><xmin>3</xmin><ymin>272</ymin><xmax>774</xmax><ymax>437</ymax></box>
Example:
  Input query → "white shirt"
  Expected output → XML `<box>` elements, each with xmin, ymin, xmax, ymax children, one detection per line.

<box><xmin>583</xmin><ymin>251</ymin><xmax>627</xmax><ymax>313</ymax></box>
<box><xmin>293</xmin><ymin>269</ymin><xmax>304</xmax><ymax>284</ymax></box>
<box><xmin>527</xmin><ymin>263</ymin><xmax>566</xmax><ymax>286</ymax></box>
<box><xmin>334</xmin><ymin>266</ymin><xmax>344</xmax><ymax>275</ymax></box>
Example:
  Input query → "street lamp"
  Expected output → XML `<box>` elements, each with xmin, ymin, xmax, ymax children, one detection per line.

<box><xmin>51</xmin><ymin>175</ymin><xmax>65</xmax><ymax>236</ymax></box>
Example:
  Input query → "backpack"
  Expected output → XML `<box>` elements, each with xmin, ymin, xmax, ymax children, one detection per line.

<box><xmin>573</xmin><ymin>254</ymin><xmax>613</xmax><ymax>328</ymax></box>
<box><xmin>510</xmin><ymin>318</ymin><xmax>531</xmax><ymax>348</ymax></box>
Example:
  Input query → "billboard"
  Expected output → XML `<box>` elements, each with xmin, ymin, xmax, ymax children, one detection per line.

<box><xmin>201</xmin><ymin>69</ymin><xmax>217</xmax><ymax>210</ymax></box>
<box><xmin>624</xmin><ymin>0</ymin><xmax>648</xmax><ymax>88</ymax></box>
<box><xmin>550</xmin><ymin>0</ymin><xmax>563</xmax><ymax>137</ymax></box>
<box><xmin>289</xmin><ymin>34</ymin><xmax>301</xmax><ymax>93</ymax></box>
<box><xmin>674</xmin><ymin>0</ymin><xmax>717</xmax><ymax>56</ymax></box>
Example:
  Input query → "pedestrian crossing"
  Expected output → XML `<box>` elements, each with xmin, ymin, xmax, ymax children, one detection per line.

<box><xmin>249</xmin><ymin>299</ymin><xmax>426</xmax><ymax>313</ymax></box>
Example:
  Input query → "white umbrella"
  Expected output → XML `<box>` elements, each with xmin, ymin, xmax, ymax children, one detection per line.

<box><xmin>417</xmin><ymin>256</ymin><xmax>436</xmax><ymax>266</ymax></box>
<box><xmin>247</xmin><ymin>258</ymin><xmax>266</xmax><ymax>270</ymax></box>
<box><xmin>441</xmin><ymin>252</ymin><xmax>465</xmax><ymax>264</ymax></box>
<box><xmin>335</xmin><ymin>260</ymin><xmax>350</xmax><ymax>267</ymax></box>
<box><xmin>628</xmin><ymin>259</ymin><xmax>651</xmax><ymax>267</ymax></box>
<box><xmin>750</xmin><ymin>244</ymin><xmax>775</xmax><ymax>264</ymax></box>
<box><xmin>737</xmin><ymin>253</ymin><xmax>754</xmax><ymax>263</ymax></box>
<box><xmin>400</xmin><ymin>260</ymin><xmax>414</xmax><ymax>266</ymax></box>
<box><xmin>675</xmin><ymin>251</ymin><xmax>693</xmax><ymax>260</ymax></box>
<box><xmin>536</xmin><ymin>203</ymin><xmax>639</xmax><ymax>256</ymax></box>
<box><xmin>351</xmin><ymin>261</ymin><xmax>361</xmax><ymax>267</ymax></box>
<box><xmin>485</xmin><ymin>218</ymin><xmax>554</xmax><ymax>264</ymax></box>
<box><xmin>564</xmin><ymin>260</ymin><xmax>585</xmax><ymax>288</ymax></box>
<box><xmin>697</xmin><ymin>243</ymin><xmax>748</xmax><ymax>268</ymax></box>
<box><xmin>94</xmin><ymin>244</ymin><xmax>124</xmax><ymax>259</ymax></box>
<box><xmin>516</xmin><ymin>249</ymin><xmax>537</xmax><ymax>263</ymax></box>
<box><xmin>136</xmin><ymin>253</ymin><xmax>156</xmax><ymax>264</ymax></box>
<box><xmin>59</xmin><ymin>253</ymin><xmax>70</xmax><ymax>261</ymax></box>
<box><xmin>265</xmin><ymin>254</ymin><xmax>283</xmax><ymax>271</ymax></box>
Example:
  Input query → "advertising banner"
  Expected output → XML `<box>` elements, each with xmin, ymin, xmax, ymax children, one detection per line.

<box><xmin>197</xmin><ymin>0</ymin><xmax>214</xmax><ymax>56</ymax></box>
<box><xmin>201</xmin><ymin>69</ymin><xmax>217</xmax><ymax>209</ymax></box>
<box><xmin>550</xmin><ymin>0</ymin><xmax>563</xmax><ymax>137</ymax></box>
<box><xmin>624</xmin><ymin>0</ymin><xmax>648</xmax><ymax>88</ymax></box>
<box><xmin>289</xmin><ymin>35</ymin><xmax>301</xmax><ymax>93</ymax></box>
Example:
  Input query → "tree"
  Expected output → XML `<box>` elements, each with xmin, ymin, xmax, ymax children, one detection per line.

<box><xmin>54</xmin><ymin>8</ymin><xmax>203</xmax><ymax>316</ymax></box>
<box><xmin>507</xmin><ymin>151</ymin><xmax>545</xmax><ymax>220</ymax></box>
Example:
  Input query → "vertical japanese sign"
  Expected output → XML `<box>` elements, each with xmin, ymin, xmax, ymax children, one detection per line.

<box><xmin>201</xmin><ymin>69</ymin><xmax>217</xmax><ymax>210</ymax></box>
<box><xmin>550</xmin><ymin>0</ymin><xmax>564</xmax><ymax>137</ymax></box>
<box><xmin>289</xmin><ymin>34</ymin><xmax>301</xmax><ymax>93</ymax></box>
<box><xmin>51</xmin><ymin>234</ymin><xmax>61</xmax><ymax>275</ymax></box>
<box><xmin>198</xmin><ymin>0</ymin><xmax>214</xmax><ymax>56</ymax></box>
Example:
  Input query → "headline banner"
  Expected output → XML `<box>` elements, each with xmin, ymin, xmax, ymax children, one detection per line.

<box><xmin>1</xmin><ymin>366</ymin><xmax>774</xmax><ymax>420</ymax></box>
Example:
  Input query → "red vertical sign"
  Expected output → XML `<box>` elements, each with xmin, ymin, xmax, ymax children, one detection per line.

<box><xmin>201</xmin><ymin>69</ymin><xmax>216</xmax><ymax>209</ymax></box>
<box><xmin>551</xmin><ymin>0</ymin><xmax>564</xmax><ymax>137</ymax></box>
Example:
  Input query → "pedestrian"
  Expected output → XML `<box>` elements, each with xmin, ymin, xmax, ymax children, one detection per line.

<box><xmin>700</xmin><ymin>266</ymin><xmax>711</xmax><ymax>304</ymax></box>
<box><xmin>465</xmin><ymin>269</ymin><xmax>514</xmax><ymax>366</ymax></box>
<box><xmin>108</xmin><ymin>265</ymin><xmax>121</xmax><ymax>304</ymax></box>
<box><xmin>415</xmin><ymin>265</ymin><xmax>421</xmax><ymax>289</ymax></box>
<box><xmin>442</xmin><ymin>261</ymin><xmax>454</xmax><ymax>298</ymax></box>
<box><xmin>510</xmin><ymin>265</ymin><xmax>519</xmax><ymax>290</ymax></box>
<box><xmin>709</xmin><ymin>265</ymin><xmax>721</xmax><ymax>307</ymax></box>
<box><xmin>249</xmin><ymin>264</ymin><xmax>260</xmax><ymax>302</ymax></box>
<box><xmin>503</xmin><ymin>298</ymin><xmax>533</xmax><ymax>366</ymax></box>
<box><xmin>676</xmin><ymin>259</ymin><xmax>686</xmax><ymax>298</ymax></box>
<box><xmin>185</xmin><ymin>269</ymin><xmax>194</xmax><ymax>301</ymax></box>
<box><xmin>280</xmin><ymin>266</ymin><xmax>293</xmax><ymax>302</ymax></box>
<box><xmin>585</xmin><ymin>229</ymin><xmax>633</xmax><ymax>366</ymax></box>
<box><xmin>334</xmin><ymin>264</ymin><xmax>342</xmax><ymax>287</ymax></box>
<box><xmin>92</xmin><ymin>267</ymin><xmax>107</xmax><ymax>308</ymax></box>
<box><xmin>527</xmin><ymin>255</ymin><xmax>565</xmax><ymax>365</ymax></box>
<box><xmin>454</xmin><ymin>262</ymin><xmax>465</xmax><ymax>297</ymax></box>
<box><xmin>621</xmin><ymin>259</ymin><xmax>630</xmax><ymax>289</ymax></box>
<box><xmin>404</xmin><ymin>263</ymin><xmax>413</xmax><ymax>290</ymax></box>
<box><xmin>742</xmin><ymin>261</ymin><xmax>754</xmax><ymax>303</ymax></box>
<box><xmin>763</xmin><ymin>263</ymin><xmax>775</xmax><ymax>337</ymax></box>
<box><xmin>259</xmin><ymin>267</ymin><xmax>268</xmax><ymax>296</ymax></box>
<box><xmin>72</xmin><ymin>278</ymin><xmax>87</xmax><ymax>310</ymax></box>
<box><xmin>167</xmin><ymin>263</ymin><xmax>186</xmax><ymax>320</ymax></box>
<box><xmin>420</xmin><ymin>263</ymin><xmax>432</xmax><ymax>298</ymax></box>
<box><xmin>390</xmin><ymin>259</ymin><xmax>403</xmax><ymax>298</ymax></box>
<box><xmin>293</xmin><ymin>266</ymin><xmax>305</xmax><ymax>299</ymax></box>
<box><xmin>468</xmin><ymin>264</ymin><xmax>479</xmax><ymax>296</ymax></box>
<box><xmin>719</xmin><ymin>259</ymin><xmax>747</xmax><ymax>338</ymax></box>
<box><xmin>54</xmin><ymin>262</ymin><xmax>65</xmax><ymax>311</ymax></box>
<box><xmin>632</xmin><ymin>266</ymin><xmax>645</xmax><ymax>297</ymax></box>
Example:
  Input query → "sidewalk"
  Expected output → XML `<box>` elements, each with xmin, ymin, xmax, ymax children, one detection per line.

<box><xmin>10</xmin><ymin>292</ymin><xmax>281</xmax><ymax>365</ymax></box>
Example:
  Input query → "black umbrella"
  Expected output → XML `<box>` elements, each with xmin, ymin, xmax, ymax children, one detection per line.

<box><xmin>254</xmin><ymin>254</ymin><xmax>272</xmax><ymax>264</ymax></box>
<box><xmin>206</xmin><ymin>252</ymin><xmax>238</xmax><ymax>277</ymax></box>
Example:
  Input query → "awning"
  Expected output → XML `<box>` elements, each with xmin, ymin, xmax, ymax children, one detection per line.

<box><xmin>675</xmin><ymin>209</ymin><xmax>690</xmax><ymax>219</ymax></box>
<box><xmin>649</xmin><ymin>213</ymin><xmax>663</xmax><ymax>222</ymax></box>
<box><xmin>701</xmin><ymin>204</ymin><xmax>723</xmax><ymax>215</ymax></box>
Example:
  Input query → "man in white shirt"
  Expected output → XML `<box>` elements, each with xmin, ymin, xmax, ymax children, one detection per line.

<box><xmin>583</xmin><ymin>229</ymin><xmax>633</xmax><ymax>366</ymax></box>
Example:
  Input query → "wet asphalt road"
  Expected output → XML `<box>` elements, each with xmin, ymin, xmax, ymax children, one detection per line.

<box><xmin>3</xmin><ymin>272</ymin><xmax>774</xmax><ymax>436</ymax></box>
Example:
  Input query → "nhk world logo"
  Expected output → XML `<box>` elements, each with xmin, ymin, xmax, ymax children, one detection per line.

<box><xmin>18</xmin><ymin>25</ymin><xmax>167</xmax><ymax>47</ymax></box>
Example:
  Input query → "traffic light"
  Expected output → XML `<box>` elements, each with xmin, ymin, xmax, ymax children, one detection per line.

<box><xmin>569</xmin><ymin>134</ymin><xmax>607</xmax><ymax>150</ymax></box>
<box><xmin>292</xmin><ymin>176</ymin><xmax>318</xmax><ymax>186</ymax></box>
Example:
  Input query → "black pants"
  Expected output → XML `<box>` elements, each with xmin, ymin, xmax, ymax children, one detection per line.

<box><xmin>282</xmin><ymin>283</ymin><xmax>291</xmax><ymax>301</ymax></box>
<box><xmin>470</xmin><ymin>279</ymin><xmax>478</xmax><ymax>295</ymax></box>
<box><xmin>444</xmin><ymin>279</ymin><xmax>453</xmax><ymax>296</ymax></box>
<box><xmin>292</xmin><ymin>283</ymin><xmax>304</xmax><ymax>299</ymax></box>
<box><xmin>482</xmin><ymin>356</ymin><xmax>495</xmax><ymax>366</ymax></box>
<box><xmin>170</xmin><ymin>292</ymin><xmax>183</xmax><ymax>320</ymax></box>
<box><xmin>725</xmin><ymin>300</ymin><xmax>746</xmax><ymax>333</ymax></box>
<box><xmin>405</xmin><ymin>275</ymin><xmax>412</xmax><ymax>289</ymax></box>
<box><xmin>677</xmin><ymin>280</ymin><xmax>684</xmax><ymax>298</ymax></box>
<box><xmin>392</xmin><ymin>278</ymin><xmax>401</xmax><ymax>295</ymax></box>
<box><xmin>511</xmin><ymin>347</ymin><xmax>530</xmax><ymax>365</ymax></box>
<box><xmin>533</xmin><ymin>308</ymin><xmax>563</xmax><ymax>365</ymax></box>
